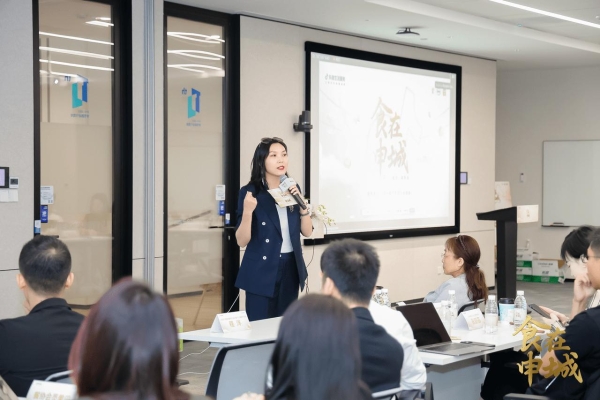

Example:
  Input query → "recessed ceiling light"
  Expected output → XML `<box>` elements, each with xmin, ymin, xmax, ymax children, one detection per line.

<box><xmin>167</xmin><ymin>32</ymin><xmax>225</xmax><ymax>44</ymax></box>
<box><xmin>40</xmin><ymin>31</ymin><xmax>113</xmax><ymax>46</ymax></box>
<box><xmin>86</xmin><ymin>20</ymin><xmax>114</xmax><ymax>27</ymax></box>
<box><xmin>167</xmin><ymin>64</ymin><xmax>222</xmax><ymax>73</ymax></box>
<box><xmin>167</xmin><ymin>50</ymin><xmax>224</xmax><ymax>60</ymax></box>
<box><xmin>39</xmin><ymin>46</ymin><xmax>113</xmax><ymax>60</ymax></box>
<box><xmin>39</xmin><ymin>59</ymin><xmax>114</xmax><ymax>71</ymax></box>
<box><xmin>490</xmin><ymin>0</ymin><xmax>600</xmax><ymax>29</ymax></box>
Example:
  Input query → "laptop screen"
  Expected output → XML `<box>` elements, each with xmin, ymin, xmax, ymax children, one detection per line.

<box><xmin>396</xmin><ymin>302</ymin><xmax>451</xmax><ymax>346</ymax></box>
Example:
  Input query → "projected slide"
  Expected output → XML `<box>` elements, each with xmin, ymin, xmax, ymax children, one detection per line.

<box><xmin>308</xmin><ymin>44</ymin><xmax>460</xmax><ymax>237</ymax></box>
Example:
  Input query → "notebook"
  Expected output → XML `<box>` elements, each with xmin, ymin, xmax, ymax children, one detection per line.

<box><xmin>396</xmin><ymin>302</ymin><xmax>494</xmax><ymax>356</ymax></box>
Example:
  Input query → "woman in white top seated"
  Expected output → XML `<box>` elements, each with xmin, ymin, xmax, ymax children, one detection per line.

<box><xmin>423</xmin><ymin>235</ymin><xmax>488</xmax><ymax>309</ymax></box>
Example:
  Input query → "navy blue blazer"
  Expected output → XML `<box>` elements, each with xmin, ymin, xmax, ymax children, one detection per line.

<box><xmin>235</xmin><ymin>183</ymin><xmax>308</xmax><ymax>298</ymax></box>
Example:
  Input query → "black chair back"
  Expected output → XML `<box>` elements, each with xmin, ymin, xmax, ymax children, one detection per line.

<box><xmin>205</xmin><ymin>340</ymin><xmax>275</xmax><ymax>400</ymax></box>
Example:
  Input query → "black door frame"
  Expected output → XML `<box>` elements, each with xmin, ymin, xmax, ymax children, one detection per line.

<box><xmin>163</xmin><ymin>3</ymin><xmax>240</xmax><ymax>312</ymax></box>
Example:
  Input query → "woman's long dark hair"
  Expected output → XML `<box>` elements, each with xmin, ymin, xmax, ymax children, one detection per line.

<box><xmin>446</xmin><ymin>235</ymin><xmax>488</xmax><ymax>302</ymax></box>
<box><xmin>266</xmin><ymin>294</ymin><xmax>371</xmax><ymax>400</ymax></box>
<box><xmin>68</xmin><ymin>279</ymin><xmax>188</xmax><ymax>400</ymax></box>
<box><xmin>249</xmin><ymin>138</ymin><xmax>288</xmax><ymax>192</ymax></box>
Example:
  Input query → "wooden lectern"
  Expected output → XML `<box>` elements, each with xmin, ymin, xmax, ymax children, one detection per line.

<box><xmin>477</xmin><ymin>205</ymin><xmax>538</xmax><ymax>299</ymax></box>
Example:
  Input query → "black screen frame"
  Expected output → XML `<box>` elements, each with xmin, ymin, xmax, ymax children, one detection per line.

<box><xmin>0</xmin><ymin>167</ymin><xmax>8</xmax><ymax>189</ymax></box>
<box><xmin>303</xmin><ymin>42</ymin><xmax>461</xmax><ymax>245</ymax></box>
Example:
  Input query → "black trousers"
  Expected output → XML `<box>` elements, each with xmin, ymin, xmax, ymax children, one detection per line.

<box><xmin>481</xmin><ymin>350</ymin><xmax>530</xmax><ymax>400</ymax></box>
<box><xmin>245</xmin><ymin>252</ymin><xmax>300</xmax><ymax>321</ymax></box>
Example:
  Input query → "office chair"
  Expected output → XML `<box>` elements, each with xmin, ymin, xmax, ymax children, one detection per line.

<box><xmin>205</xmin><ymin>340</ymin><xmax>275</xmax><ymax>400</ymax></box>
<box><xmin>458</xmin><ymin>301</ymin><xmax>476</xmax><ymax>314</ymax></box>
<box><xmin>44</xmin><ymin>370</ymin><xmax>72</xmax><ymax>384</ymax></box>
<box><xmin>372</xmin><ymin>382</ymin><xmax>433</xmax><ymax>400</ymax></box>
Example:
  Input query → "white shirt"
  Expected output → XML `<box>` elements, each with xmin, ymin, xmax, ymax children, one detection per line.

<box><xmin>275</xmin><ymin>205</ymin><xmax>293</xmax><ymax>253</ymax></box>
<box><xmin>369</xmin><ymin>301</ymin><xmax>427</xmax><ymax>391</ymax></box>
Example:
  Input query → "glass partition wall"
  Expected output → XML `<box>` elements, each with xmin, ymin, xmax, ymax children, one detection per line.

<box><xmin>36</xmin><ymin>0</ymin><xmax>131</xmax><ymax>311</ymax></box>
<box><xmin>166</xmin><ymin>15</ymin><xmax>226</xmax><ymax>331</ymax></box>
<box><xmin>39</xmin><ymin>0</ymin><xmax>114</xmax><ymax>307</ymax></box>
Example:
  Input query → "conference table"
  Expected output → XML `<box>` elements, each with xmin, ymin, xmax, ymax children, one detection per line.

<box><xmin>180</xmin><ymin>319</ymin><xmax>525</xmax><ymax>400</ymax></box>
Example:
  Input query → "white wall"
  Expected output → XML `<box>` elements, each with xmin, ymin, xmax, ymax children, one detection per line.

<box><xmin>496</xmin><ymin>66</ymin><xmax>600</xmax><ymax>262</ymax></box>
<box><xmin>0</xmin><ymin>0</ymin><xmax>34</xmax><ymax>318</ymax></box>
<box><xmin>239</xmin><ymin>16</ymin><xmax>497</xmax><ymax>302</ymax></box>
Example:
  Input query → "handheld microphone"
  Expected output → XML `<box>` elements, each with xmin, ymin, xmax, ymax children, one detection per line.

<box><xmin>279</xmin><ymin>175</ymin><xmax>307</xmax><ymax>210</ymax></box>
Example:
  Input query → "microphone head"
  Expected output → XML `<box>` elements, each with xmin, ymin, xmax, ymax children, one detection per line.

<box><xmin>280</xmin><ymin>175</ymin><xmax>287</xmax><ymax>183</ymax></box>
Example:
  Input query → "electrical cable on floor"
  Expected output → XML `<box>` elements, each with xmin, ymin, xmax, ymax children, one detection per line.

<box><xmin>177</xmin><ymin>371</ymin><xmax>211</xmax><ymax>376</ymax></box>
<box><xmin>179</xmin><ymin>344</ymin><xmax>211</xmax><ymax>362</ymax></box>
<box><xmin>226</xmin><ymin>293</ymin><xmax>240</xmax><ymax>313</ymax></box>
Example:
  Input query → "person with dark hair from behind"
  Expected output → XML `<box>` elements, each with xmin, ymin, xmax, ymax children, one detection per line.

<box><xmin>0</xmin><ymin>235</ymin><xmax>83</xmax><ymax>397</ymax></box>
<box><xmin>233</xmin><ymin>294</ymin><xmax>371</xmax><ymax>400</ymax></box>
<box><xmin>68</xmin><ymin>279</ymin><xmax>209</xmax><ymax>400</ymax></box>
<box><xmin>320</xmin><ymin>238</ymin><xmax>404</xmax><ymax>393</ymax></box>
<box><xmin>423</xmin><ymin>235</ymin><xmax>488</xmax><ymax>308</ymax></box>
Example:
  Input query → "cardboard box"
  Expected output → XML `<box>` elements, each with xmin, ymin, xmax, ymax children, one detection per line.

<box><xmin>517</xmin><ymin>266</ymin><xmax>533</xmax><ymax>282</ymax></box>
<box><xmin>517</xmin><ymin>248</ymin><xmax>533</xmax><ymax>262</ymax></box>
<box><xmin>517</xmin><ymin>260</ymin><xmax>532</xmax><ymax>268</ymax></box>
<box><xmin>532</xmin><ymin>259</ymin><xmax>564</xmax><ymax>284</ymax></box>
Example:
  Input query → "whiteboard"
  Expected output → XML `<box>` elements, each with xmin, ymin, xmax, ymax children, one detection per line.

<box><xmin>543</xmin><ymin>141</ymin><xmax>600</xmax><ymax>227</ymax></box>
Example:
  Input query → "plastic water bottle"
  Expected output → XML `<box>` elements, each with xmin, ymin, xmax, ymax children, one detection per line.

<box><xmin>381</xmin><ymin>288</ymin><xmax>391</xmax><ymax>308</ymax></box>
<box><xmin>514</xmin><ymin>290</ymin><xmax>527</xmax><ymax>328</ymax></box>
<box><xmin>441</xmin><ymin>300</ymin><xmax>452</xmax><ymax>335</ymax></box>
<box><xmin>448</xmin><ymin>289</ymin><xmax>458</xmax><ymax>325</ymax></box>
<box><xmin>373</xmin><ymin>288</ymin><xmax>383</xmax><ymax>305</ymax></box>
<box><xmin>485</xmin><ymin>295</ymin><xmax>498</xmax><ymax>334</ymax></box>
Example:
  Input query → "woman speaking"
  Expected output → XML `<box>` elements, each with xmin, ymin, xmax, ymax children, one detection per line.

<box><xmin>236</xmin><ymin>137</ymin><xmax>313</xmax><ymax>321</ymax></box>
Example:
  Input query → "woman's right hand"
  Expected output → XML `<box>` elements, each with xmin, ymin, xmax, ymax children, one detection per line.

<box><xmin>573</xmin><ymin>270</ymin><xmax>595</xmax><ymax>303</ymax></box>
<box><xmin>244</xmin><ymin>191</ymin><xmax>257</xmax><ymax>214</ymax></box>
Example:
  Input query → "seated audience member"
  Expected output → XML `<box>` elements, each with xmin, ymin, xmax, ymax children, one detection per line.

<box><xmin>481</xmin><ymin>226</ymin><xmax>597</xmax><ymax>400</ymax></box>
<box><xmin>526</xmin><ymin>228</ymin><xmax>600</xmax><ymax>398</ymax></box>
<box><xmin>239</xmin><ymin>294</ymin><xmax>372</xmax><ymax>400</ymax></box>
<box><xmin>423</xmin><ymin>235</ymin><xmax>487</xmax><ymax>309</ymax></box>
<box><xmin>68</xmin><ymin>279</ymin><xmax>206</xmax><ymax>400</ymax></box>
<box><xmin>0</xmin><ymin>235</ymin><xmax>83</xmax><ymax>397</ymax></box>
<box><xmin>541</xmin><ymin>225</ymin><xmax>599</xmax><ymax>321</ymax></box>
<box><xmin>321</xmin><ymin>239</ymin><xmax>404</xmax><ymax>392</ymax></box>
<box><xmin>368</xmin><ymin>300</ymin><xmax>427</xmax><ymax>391</ymax></box>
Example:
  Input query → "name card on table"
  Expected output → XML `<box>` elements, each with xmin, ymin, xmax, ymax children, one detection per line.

<box><xmin>210</xmin><ymin>311</ymin><xmax>252</xmax><ymax>333</ymax></box>
<box><xmin>26</xmin><ymin>380</ymin><xmax>77</xmax><ymax>400</ymax></box>
<box><xmin>454</xmin><ymin>309</ymin><xmax>485</xmax><ymax>331</ymax></box>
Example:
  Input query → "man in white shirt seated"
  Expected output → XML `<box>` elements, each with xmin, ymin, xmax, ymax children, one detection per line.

<box><xmin>369</xmin><ymin>300</ymin><xmax>427</xmax><ymax>391</ymax></box>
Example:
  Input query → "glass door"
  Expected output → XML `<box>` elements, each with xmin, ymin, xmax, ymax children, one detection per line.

<box><xmin>37</xmin><ymin>0</ymin><xmax>129</xmax><ymax>308</ymax></box>
<box><xmin>165</xmin><ymin>15</ymin><xmax>226</xmax><ymax>331</ymax></box>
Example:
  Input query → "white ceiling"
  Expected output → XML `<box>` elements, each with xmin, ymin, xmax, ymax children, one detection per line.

<box><xmin>174</xmin><ymin>0</ymin><xmax>600</xmax><ymax>70</ymax></box>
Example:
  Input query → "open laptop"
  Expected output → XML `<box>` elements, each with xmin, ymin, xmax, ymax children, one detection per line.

<box><xmin>396</xmin><ymin>302</ymin><xmax>494</xmax><ymax>356</ymax></box>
